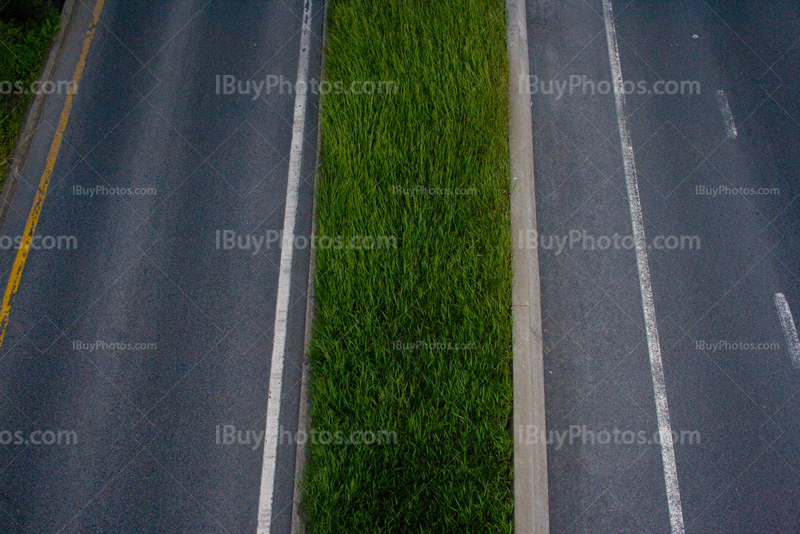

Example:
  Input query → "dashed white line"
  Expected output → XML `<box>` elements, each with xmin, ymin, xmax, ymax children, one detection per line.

<box><xmin>715</xmin><ymin>90</ymin><xmax>738</xmax><ymax>139</ymax></box>
<box><xmin>602</xmin><ymin>1</ymin><xmax>686</xmax><ymax>533</ymax></box>
<box><xmin>256</xmin><ymin>0</ymin><xmax>313</xmax><ymax>531</ymax></box>
<box><xmin>774</xmin><ymin>293</ymin><xmax>800</xmax><ymax>369</ymax></box>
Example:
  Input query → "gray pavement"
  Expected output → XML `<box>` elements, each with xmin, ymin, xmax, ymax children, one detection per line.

<box><xmin>0</xmin><ymin>1</ymin><xmax>324</xmax><ymax>532</ymax></box>
<box><xmin>527</xmin><ymin>0</ymin><xmax>800</xmax><ymax>532</ymax></box>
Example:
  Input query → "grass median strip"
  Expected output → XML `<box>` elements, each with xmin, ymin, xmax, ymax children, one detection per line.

<box><xmin>302</xmin><ymin>0</ymin><xmax>513</xmax><ymax>532</ymax></box>
<box><xmin>0</xmin><ymin>3</ymin><xmax>60</xmax><ymax>188</ymax></box>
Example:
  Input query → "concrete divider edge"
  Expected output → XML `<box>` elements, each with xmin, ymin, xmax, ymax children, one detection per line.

<box><xmin>506</xmin><ymin>0</ymin><xmax>550</xmax><ymax>532</ymax></box>
<box><xmin>0</xmin><ymin>0</ymin><xmax>80</xmax><ymax>229</ymax></box>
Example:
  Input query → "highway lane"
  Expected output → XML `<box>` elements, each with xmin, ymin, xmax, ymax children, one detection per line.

<box><xmin>528</xmin><ymin>0</ymin><xmax>800</xmax><ymax>532</ymax></box>
<box><xmin>0</xmin><ymin>1</ymin><xmax>323</xmax><ymax>532</ymax></box>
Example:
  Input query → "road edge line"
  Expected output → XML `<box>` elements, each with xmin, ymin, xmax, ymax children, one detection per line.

<box><xmin>506</xmin><ymin>1</ymin><xmax>550</xmax><ymax>532</ymax></box>
<box><xmin>256</xmin><ymin>0</ymin><xmax>315</xmax><ymax>531</ymax></box>
<box><xmin>0</xmin><ymin>0</ymin><xmax>80</xmax><ymax>229</ymax></box>
<box><xmin>290</xmin><ymin>1</ymin><xmax>330</xmax><ymax>530</ymax></box>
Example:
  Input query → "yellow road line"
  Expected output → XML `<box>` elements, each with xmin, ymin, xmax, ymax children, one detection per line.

<box><xmin>0</xmin><ymin>0</ymin><xmax>106</xmax><ymax>348</ymax></box>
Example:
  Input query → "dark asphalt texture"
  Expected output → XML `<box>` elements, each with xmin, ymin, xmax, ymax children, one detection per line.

<box><xmin>528</xmin><ymin>0</ymin><xmax>800</xmax><ymax>532</ymax></box>
<box><xmin>0</xmin><ymin>1</ymin><xmax>324</xmax><ymax>532</ymax></box>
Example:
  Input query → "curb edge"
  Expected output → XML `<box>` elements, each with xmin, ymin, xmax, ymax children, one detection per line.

<box><xmin>0</xmin><ymin>0</ymin><xmax>80</xmax><ymax>228</ymax></box>
<box><xmin>290</xmin><ymin>0</ymin><xmax>329</xmax><ymax>530</ymax></box>
<box><xmin>506</xmin><ymin>1</ymin><xmax>550</xmax><ymax>532</ymax></box>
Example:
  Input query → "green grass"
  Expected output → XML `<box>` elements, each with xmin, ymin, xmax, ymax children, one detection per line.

<box><xmin>302</xmin><ymin>0</ymin><xmax>514</xmax><ymax>532</ymax></box>
<box><xmin>0</xmin><ymin>4</ymin><xmax>60</xmax><ymax>188</ymax></box>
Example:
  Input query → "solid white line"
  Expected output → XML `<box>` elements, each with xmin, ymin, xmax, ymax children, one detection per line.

<box><xmin>601</xmin><ymin>2</ymin><xmax>685</xmax><ymax>533</ymax></box>
<box><xmin>774</xmin><ymin>293</ymin><xmax>800</xmax><ymax>369</ymax></box>
<box><xmin>715</xmin><ymin>90</ymin><xmax>738</xmax><ymax>139</ymax></box>
<box><xmin>257</xmin><ymin>0</ymin><xmax>313</xmax><ymax>531</ymax></box>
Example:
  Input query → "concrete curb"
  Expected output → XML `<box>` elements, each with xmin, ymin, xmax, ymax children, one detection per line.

<box><xmin>506</xmin><ymin>0</ymin><xmax>550</xmax><ymax>533</ymax></box>
<box><xmin>0</xmin><ymin>0</ymin><xmax>80</xmax><ymax>228</ymax></box>
<box><xmin>290</xmin><ymin>0</ymin><xmax>329</xmax><ymax>531</ymax></box>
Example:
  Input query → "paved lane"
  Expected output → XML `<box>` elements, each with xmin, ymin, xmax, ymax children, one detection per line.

<box><xmin>0</xmin><ymin>1</ymin><xmax>323</xmax><ymax>532</ymax></box>
<box><xmin>527</xmin><ymin>0</ymin><xmax>800</xmax><ymax>531</ymax></box>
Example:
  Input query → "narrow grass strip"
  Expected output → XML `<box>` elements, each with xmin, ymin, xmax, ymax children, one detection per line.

<box><xmin>302</xmin><ymin>0</ymin><xmax>514</xmax><ymax>532</ymax></box>
<box><xmin>0</xmin><ymin>6</ymin><xmax>60</xmax><ymax>187</ymax></box>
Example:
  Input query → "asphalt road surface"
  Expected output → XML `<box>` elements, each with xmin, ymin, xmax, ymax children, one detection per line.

<box><xmin>0</xmin><ymin>1</ymin><xmax>324</xmax><ymax>532</ymax></box>
<box><xmin>528</xmin><ymin>0</ymin><xmax>800</xmax><ymax>532</ymax></box>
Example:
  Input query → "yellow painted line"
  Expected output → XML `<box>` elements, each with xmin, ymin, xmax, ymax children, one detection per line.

<box><xmin>0</xmin><ymin>0</ymin><xmax>106</xmax><ymax>348</ymax></box>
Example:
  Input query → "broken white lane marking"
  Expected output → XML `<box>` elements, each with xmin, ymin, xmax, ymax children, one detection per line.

<box><xmin>602</xmin><ymin>1</ymin><xmax>686</xmax><ymax>533</ymax></box>
<box><xmin>775</xmin><ymin>293</ymin><xmax>800</xmax><ymax>369</ymax></box>
<box><xmin>715</xmin><ymin>90</ymin><xmax>738</xmax><ymax>139</ymax></box>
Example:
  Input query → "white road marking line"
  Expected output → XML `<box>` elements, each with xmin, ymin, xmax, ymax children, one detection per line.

<box><xmin>601</xmin><ymin>2</ymin><xmax>686</xmax><ymax>533</ymax></box>
<box><xmin>257</xmin><ymin>0</ymin><xmax>313</xmax><ymax>531</ymax></box>
<box><xmin>774</xmin><ymin>293</ymin><xmax>800</xmax><ymax>369</ymax></box>
<box><xmin>715</xmin><ymin>90</ymin><xmax>738</xmax><ymax>139</ymax></box>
